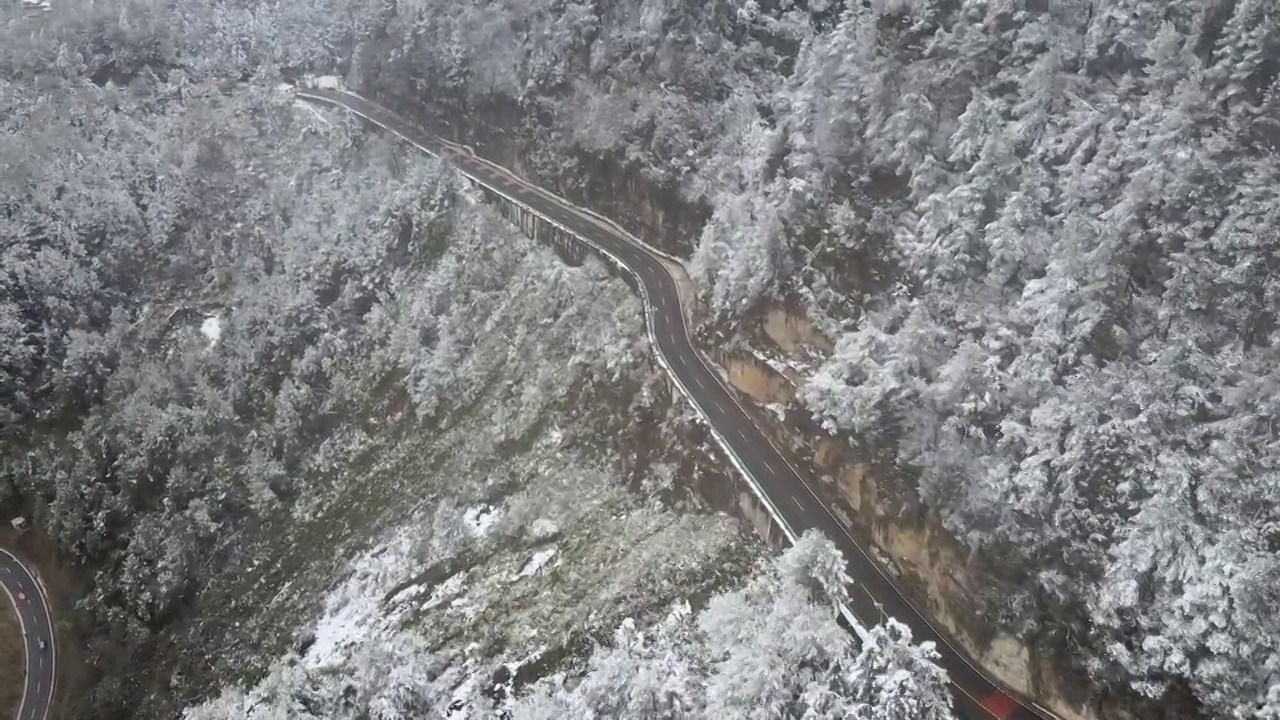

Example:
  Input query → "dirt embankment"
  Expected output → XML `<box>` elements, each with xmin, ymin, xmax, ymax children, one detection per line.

<box><xmin>0</xmin><ymin>595</ymin><xmax>21</xmax><ymax>716</ymax></box>
<box><xmin>716</xmin><ymin>304</ymin><xmax>1085</xmax><ymax>710</ymax></box>
<box><xmin>710</xmin><ymin>300</ymin><xmax>1201</xmax><ymax>720</ymax></box>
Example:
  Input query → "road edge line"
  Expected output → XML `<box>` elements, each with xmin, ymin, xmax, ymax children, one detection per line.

<box><xmin>1</xmin><ymin>548</ymin><xmax>35</xmax><ymax>720</ymax></box>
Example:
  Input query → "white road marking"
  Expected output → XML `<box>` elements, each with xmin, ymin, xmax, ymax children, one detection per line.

<box><xmin>856</xmin><ymin>583</ymin><xmax>887</xmax><ymax>620</ymax></box>
<box><xmin>711</xmin><ymin>399</ymin><xmax>735</xmax><ymax>419</ymax></box>
<box><xmin>761</xmin><ymin>457</ymin><xmax>778</xmax><ymax>475</ymax></box>
<box><xmin>791</xmin><ymin>495</ymin><xmax>806</xmax><ymax>512</ymax></box>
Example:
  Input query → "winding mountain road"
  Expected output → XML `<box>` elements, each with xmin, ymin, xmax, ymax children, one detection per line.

<box><xmin>297</xmin><ymin>86</ymin><xmax>1059</xmax><ymax>720</ymax></box>
<box><xmin>1</xmin><ymin>549</ymin><xmax>57</xmax><ymax>720</ymax></box>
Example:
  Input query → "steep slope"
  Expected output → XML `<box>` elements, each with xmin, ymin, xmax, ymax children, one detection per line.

<box><xmin>0</xmin><ymin>73</ymin><xmax>750</xmax><ymax>716</ymax></box>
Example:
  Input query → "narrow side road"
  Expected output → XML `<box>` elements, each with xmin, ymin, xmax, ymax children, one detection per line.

<box><xmin>0</xmin><ymin>549</ymin><xmax>57</xmax><ymax>720</ymax></box>
<box><xmin>296</xmin><ymin>86</ymin><xmax>1060</xmax><ymax>720</ymax></box>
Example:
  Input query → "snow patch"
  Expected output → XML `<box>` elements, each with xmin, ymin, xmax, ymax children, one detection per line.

<box><xmin>295</xmin><ymin>100</ymin><xmax>334</xmax><ymax>126</ymax></box>
<box><xmin>518</xmin><ymin>547</ymin><xmax>558</xmax><ymax>579</ymax></box>
<box><xmin>200</xmin><ymin>316</ymin><xmax>222</xmax><ymax>345</ymax></box>
<box><xmin>666</xmin><ymin>600</ymin><xmax>693</xmax><ymax>622</ymax></box>
<box><xmin>302</xmin><ymin>74</ymin><xmax>344</xmax><ymax>90</ymax></box>
<box><xmin>450</xmin><ymin>593</ymin><xmax>482</xmax><ymax>622</ymax></box>
<box><xmin>303</xmin><ymin>525</ymin><xmax>424</xmax><ymax>670</ymax></box>
<box><xmin>529</xmin><ymin>517</ymin><xmax>559</xmax><ymax>541</ymax></box>
<box><xmin>546</xmin><ymin>425</ymin><xmax>564</xmax><ymax>447</ymax></box>
<box><xmin>386</xmin><ymin>581</ymin><xmax>430</xmax><ymax>606</ymax></box>
<box><xmin>749</xmin><ymin>345</ymin><xmax>796</xmax><ymax>380</ymax></box>
<box><xmin>463</xmin><ymin>505</ymin><xmax>500</xmax><ymax>538</ymax></box>
<box><xmin>493</xmin><ymin>646</ymin><xmax>548</xmax><ymax>713</ymax></box>
<box><xmin>448</xmin><ymin>667</ymin><xmax>482</xmax><ymax>717</ymax></box>
<box><xmin>424</xmin><ymin>572</ymin><xmax>468</xmax><ymax>610</ymax></box>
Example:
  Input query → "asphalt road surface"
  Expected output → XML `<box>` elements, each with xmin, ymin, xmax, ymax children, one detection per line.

<box><xmin>297</xmin><ymin>86</ymin><xmax>1058</xmax><ymax>720</ymax></box>
<box><xmin>0</xmin><ymin>549</ymin><xmax>56</xmax><ymax>720</ymax></box>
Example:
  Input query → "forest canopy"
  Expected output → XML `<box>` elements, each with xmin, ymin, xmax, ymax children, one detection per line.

<box><xmin>2</xmin><ymin>0</ymin><xmax>1278</xmax><ymax>718</ymax></box>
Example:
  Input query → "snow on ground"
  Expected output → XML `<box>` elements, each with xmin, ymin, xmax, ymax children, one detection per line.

<box><xmin>518</xmin><ymin>547</ymin><xmax>558</xmax><ymax>579</ymax></box>
<box><xmin>450</xmin><ymin>593</ymin><xmax>483</xmax><ymax>623</ymax></box>
<box><xmin>200</xmin><ymin>316</ymin><xmax>222</xmax><ymax>345</ymax></box>
<box><xmin>386</xmin><ymin>581</ymin><xmax>431</xmax><ymax>606</ymax></box>
<box><xmin>749</xmin><ymin>344</ymin><xmax>799</xmax><ymax>381</ymax></box>
<box><xmin>186</xmin><ymin>475</ymin><xmax>753</xmax><ymax>719</ymax></box>
<box><xmin>463</xmin><ymin>505</ymin><xmax>500</xmax><ymax>537</ymax></box>
<box><xmin>304</xmin><ymin>524</ymin><xmax>424</xmax><ymax>670</ymax></box>
<box><xmin>492</xmin><ymin>646</ymin><xmax>549</xmax><ymax>714</ymax></box>
<box><xmin>309</xmin><ymin>75</ymin><xmax>343</xmax><ymax>90</ymax></box>
<box><xmin>448</xmin><ymin>666</ymin><xmax>482</xmax><ymax>715</ymax></box>
<box><xmin>423</xmin><ymin>572</ymin><xmax>469</xmax><ymax>611</ymax></box>
<box><xmin>529</xmin><ymin>517</ymin><xmax>559</xmax><ymax>541</ymax></box>
<box><xmin>294</xmin><ymin>100</ymin><xmax>334</xmax><ymax>126</ymax></box>
<box><xmin>279</xmin><ymin>501</ymin><xmax>541</xmax><ymax>676</ymax></box>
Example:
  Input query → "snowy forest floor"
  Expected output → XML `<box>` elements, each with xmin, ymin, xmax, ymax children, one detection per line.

<box><xmin>166</xmin><ymin>331</ymin><xmax>758</xmax><ymax>715</ymax></box>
